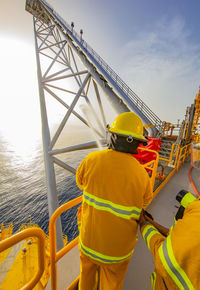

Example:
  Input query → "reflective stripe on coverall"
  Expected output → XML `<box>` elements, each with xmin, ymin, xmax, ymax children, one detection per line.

<box><xmin>140</xmin><ymin>200</ymin><xmax>200</xmax><ymax>289</ymax></box>
<box><xmin>79</xmin><ymin>250</ymin><xmax>131</xmax><ymax>290</ymax></box>
<box><xmin>76</xmin><ymin>149</ymin><xmax>152</xmax><ymax>289</ymax></box>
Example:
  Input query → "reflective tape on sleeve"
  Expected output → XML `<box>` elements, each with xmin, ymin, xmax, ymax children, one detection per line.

<box><xmin>142</xmin><ymin>225</ymin><xmax>158</xmax><ymax>250</ymax></box>
<box><xmin>83</xmin><ymin>191</ymin><xmax>141</xmax><ymax>220</ymax></box>
<box><xmin>158</xmin><ymin>237</ymin><xmax>195</xmax><ymax>290</ymax></box>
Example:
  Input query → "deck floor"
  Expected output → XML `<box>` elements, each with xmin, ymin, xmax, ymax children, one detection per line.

<box><xmin>123</xmin><ymin>159</ymin><xmax>200</xmax><ymax>289</ymax></box>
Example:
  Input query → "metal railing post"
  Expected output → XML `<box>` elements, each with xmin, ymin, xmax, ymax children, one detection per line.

<box><xmin>49</xmin><ymin>196</ymin><xmax>82</xmax><ymax>290</ymax></box>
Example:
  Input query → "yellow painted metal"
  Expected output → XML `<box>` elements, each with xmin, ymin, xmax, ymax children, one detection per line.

<box><xmin>153</xmin><ymin>167</ymin><xmax>177</xmax><ymax>198</ymax></box>
<box><xmin>159</xmin><ymin>157</ymin><xmax>169</xmax><ymax>162</ymax></box>
<box><xmin>0</xmin><ymin>223</ymin><xmax>13</xmax><ymax>241</ymax></box>
<box><xmin>0</xmin><ymin>228</ymin><xmax>46</xmax><ymax>290</ymax></box>
<box><xmin>144</xmin><ymin>123</ymin><xmax>154</xmax><ymax>129</ymax></box>
<box><xmin>193</xmin><ymin>134</ymin><xmax>200</xmax><ymax>142</ymax></box>
<box><xmin>191</xmin><ymin>89</ymin><xmax>200</xmax><ymax>140</ymax></box>
<box><xmin>169</xmin><ymin>144</ymin><xmax>180</xmax><ymax>167</ymax></box>
<box><xmin>67</xmin><ymin>275</ymin><xmax>80</xmax><ymax>290</ymax></box>
<box><xmin>56</xmin><ymin>236</ymin><xmax>79</xmax><ymax>263</ymax></box>
<box><xmin>177</xmin><ymin>144</ymin><xmax>190</xmax><ymax>170</ymax></box>
<box><xmin>139</xmin><ymin>147</ymin><xmax>159</xmax><ymax>190</ymax></box>
<box><xmin>49</xmin><ymin>195</ymin><xmax>82</xmax><ymax>290</ymax></box>
<box><xmin>0</xmin><ymin>222</ymin><xmax>51</xmax><ymax>289</ymax></box>
<box><xmin>17</xmin><ymin>222</ymin><xmax>39</xmax><ymax>232</ymax></box>
<box><xmin>151</xmin><ymin>142</ymin><xmax>190</xmax><ymax>198</ymax></box>
<box><xmin>161</xmin><ymin>122</ymin><xmax>180</xmax><ymax>138</ymax></box>
<box><xmin>0</xmin><ymin>247</ymin><xmax>11</xmax><ymax>264</ymax></box>
<box><xmin>1</xmin><ymin>239</ymin><xmax>44</xmax><ymax>290</ymax></box>
<box><xmin>191</xmin><ymin>142</ymin><xmax>200</xmax><ymax>168</ymax></box>
<box><xmin>0</xmin><ymin>224</ymin><xmax>14</xmax><ymax>264</ymax></box>
<box><xmin>158</xmin><ymin>144</ymin><xmax>180</xmax><ymax>168</ymax></box>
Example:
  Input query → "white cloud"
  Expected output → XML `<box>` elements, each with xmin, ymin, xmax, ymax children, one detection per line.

<box><xmin>119</xmin><ymin>16</ymin><xmax>200</xmax><ymax>123</ymax></box>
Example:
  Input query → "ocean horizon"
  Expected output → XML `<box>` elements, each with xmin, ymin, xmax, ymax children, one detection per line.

<box><xmin>0</xmin><ymin>125</ymin><xmax>96</xmax><ymax>242</ymax></box>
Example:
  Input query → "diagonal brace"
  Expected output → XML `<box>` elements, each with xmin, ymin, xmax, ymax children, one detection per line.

<box><xmin>50</xmin><ymin>72</ymin><xmax>91</xmax><ymax>149</ymax></box>
<box><xmin>43</xmin><ymin>41</ymin><xmax>67</xmax><ymax>79</ymax></box>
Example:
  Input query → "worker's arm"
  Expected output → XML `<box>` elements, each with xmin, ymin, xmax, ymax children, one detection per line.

<box><xmin>77</xmin><ymin>205</ymin><xmax>82</xmax><ymax>232</ymax></box>
<box><xmin>140</xmin><ymin>221</ymin><xmax>166</xmax><ymax>257</ymax></box>
<box><xmin>143</xmin><ymin>174</ymin><xmax>153</xmax><ymax>208</ymax></box>
<box><xmin>139</xmin><ymin>211</ymin><xmax>167</xmax><ymax>257</ymax></box>
<box><xmin>76</xmin><ymin>158</ymin><xmax>87</xmax><ymax>190</ymax></box>
<box><xmin>144</xmin><ymin>213</ymin><xmax>169</xmax><ymax>237</ymax></box>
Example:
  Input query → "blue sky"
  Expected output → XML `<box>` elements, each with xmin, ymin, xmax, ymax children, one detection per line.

<box><xmin>1</xmin><ymin>0</ymin><xmax>200</xmax><ymax>126</ymax></box>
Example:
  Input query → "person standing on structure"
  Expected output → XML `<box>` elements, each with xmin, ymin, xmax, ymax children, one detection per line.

<box><xmin>76</xmin><ymin>112</ymin><xmax>152</xmax><ymax>290</ymax></box>
<box><xmin>139</xmin><ymin>190</ymin><xmax>200</xmax><ymax>289</ymax></box>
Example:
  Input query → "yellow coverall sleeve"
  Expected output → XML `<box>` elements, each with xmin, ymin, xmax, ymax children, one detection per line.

<box><xmin>143</xmin><ymin>176</ymin><xmax>153</xmax><ymax>207</ymax></box>
<box><xmin>76</xmin><ymin>158</ymin><xmax>88</xmax><ymax>232</ymax></box>
<box><xmin>140</xmin><ymin>222</ymin><xmax>165</xmax><ymax>256</ymax></box>
<box><xmin>140</xmin><ymin>222</ymin><xmax>168</xmax><ymax>289</ymax></box>
<box><xmin>76</xmin><ymin>158</ymin><xmax>87</xmax><ymax>190</ymax></box>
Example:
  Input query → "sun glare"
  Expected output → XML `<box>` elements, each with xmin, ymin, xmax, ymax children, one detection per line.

<box><xmin>0</xmin><ymin>36</ymin><xmax>75</xmax><ymax>163</ymax></box>
<box><xmin>0</xmin><ymin>37</ymin><xmax>42</xmax><ymax>162</ymax></box>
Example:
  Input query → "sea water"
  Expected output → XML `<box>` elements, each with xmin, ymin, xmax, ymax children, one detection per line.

<box><xmin>0</xmin><ymin>128</ymin><xmax>89</xmax><ymax>242</ymax></box>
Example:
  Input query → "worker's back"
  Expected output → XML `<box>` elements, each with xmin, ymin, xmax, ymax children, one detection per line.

<box><xmin>77</xmin><ymin>148</ymin><xmax>152</xmax><ymax>260</ymax></box>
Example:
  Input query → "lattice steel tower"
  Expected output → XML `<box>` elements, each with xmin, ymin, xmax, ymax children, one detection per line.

<box><xmin>25</xmin><ymin>0</ymin><xmax>162</xmax><ymax>249</ymax></box>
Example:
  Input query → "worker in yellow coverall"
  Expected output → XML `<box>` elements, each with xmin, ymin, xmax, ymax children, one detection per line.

<box><xmin>139</xmin><ymin>190</ymin><xmax>200</xmax><ymax>289</ymax></box>
<box><xmin>76</xmin><ymin>112</ymin><xmax>152</xmax><ymax>290</ymax></box>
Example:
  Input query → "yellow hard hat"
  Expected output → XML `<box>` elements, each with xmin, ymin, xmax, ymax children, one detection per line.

<box><xmin>109</xmin><ymin>112</ymin><xmax>147</xmax><ymax>142</ymax></box>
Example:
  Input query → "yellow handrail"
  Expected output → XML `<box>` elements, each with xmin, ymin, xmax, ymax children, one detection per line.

<box><xmin>138</xmin><ymin>147</ymin><xmax>159</xmax><ymax>189</ymax></box>
<box><xmin>49</xmin><ymin>195</ymin><xmax>82</xmax><ymax>290</ymax></box>
<box><xmin>177</xmin><ymin>144</ymin><xmax>190</xmax><ymax>170</ymax></box>
<box><xmin>169</xmin><ymin>143</ymin><xmax>180</xmax><ymax>167</ymax></box>
<box><xmin>0</xmin><ymin>227</ymin><xmax>46</xmax><ymax>290</ymax></box>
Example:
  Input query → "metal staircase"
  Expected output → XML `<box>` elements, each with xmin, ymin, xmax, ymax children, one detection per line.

<box><xmin>159</xmin><ymin>138</ymin><xmax>176</xmax><ymax>159</ymax></box>
<box><xmin>159</xmin><ymin>139</ymin><xmax>175</xmax><ymax>160</ymax></box>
